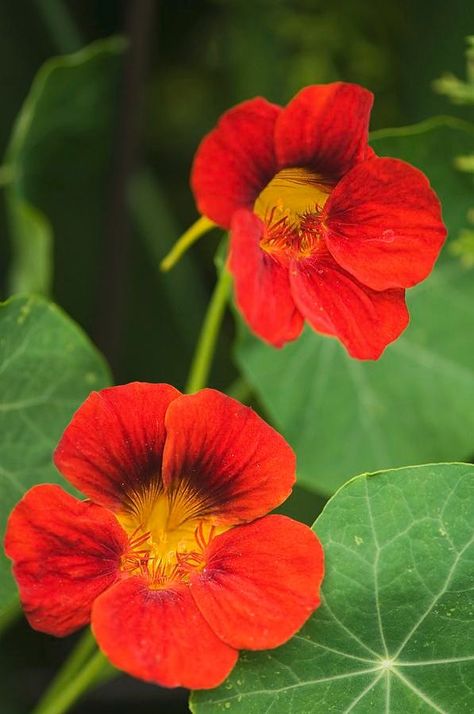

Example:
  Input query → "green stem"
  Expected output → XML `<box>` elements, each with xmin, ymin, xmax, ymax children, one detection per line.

<box><xmin>160</xmin><ymin>215</ymin><xmax>215</xmax><ymax>271</ymax></box>
<box><xmin>185</xmin><ymin>267</ymin><xmax>233</xmax><ymax>393</ymax></box>
<box><xmin>32</xmin><ymin>646</ymin><xmax>113</xmax><ymax>714</ymax></box>
<box><xmin>33</xmin><ymin>629</ymin><xmax>98</xmax><ymax>712</ymax></box>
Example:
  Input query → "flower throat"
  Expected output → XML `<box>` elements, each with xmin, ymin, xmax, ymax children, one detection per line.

<box><xmin>117</xmin><ymin>482</ymin><xmax>227</xmax><ymax>589</ymax></box>
<box><xmin>254</xmin><ymin>167</ymin><xmax>333</xmax><ymax>260</ymax></box>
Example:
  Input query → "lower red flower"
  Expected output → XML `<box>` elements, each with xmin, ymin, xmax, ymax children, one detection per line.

<box><xmin>4</xmin><ymin>383</ymin><xmax>324</xmax><ymax>690</ymax></box>
<box><xmin>191</xmin><ymin>82</ymin><xmax>447</xmax><ymax>359</ymax></box>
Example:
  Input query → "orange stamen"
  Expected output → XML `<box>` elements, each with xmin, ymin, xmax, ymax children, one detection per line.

<box><xmin>254</xmin><ymin>167</ymin><xmax>334</xmax><ymax>260</ymax></box>
<box><xmin>117</xmin><ymin>482</ymin><xmax>227</xmax><ymax>589</ymax></box>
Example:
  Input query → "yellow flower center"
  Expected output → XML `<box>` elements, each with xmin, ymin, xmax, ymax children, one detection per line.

<box><xmin>117</xmin><ymin>481</ymin><xmax>228</xmax><ymax>589</ymax></box>
<box><xmin>254</xmin><ymin>167</ymin><xmax>333</xmax><ymax>260</ymax></box>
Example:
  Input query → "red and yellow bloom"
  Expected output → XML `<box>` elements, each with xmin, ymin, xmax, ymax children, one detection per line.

<box><xmin>191</xmin><ymin>82</ymin><xmax>447</xmax><ymax>359</ymax></box>
<box><xmin>4</xmin><ymin>383</ymin><xmax>324</xmax><ymax>689</ymax></box>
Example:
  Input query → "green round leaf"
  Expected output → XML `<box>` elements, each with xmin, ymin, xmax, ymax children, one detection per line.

<box><xmin>0</xmin><ymin>295</ymin><xmax>111</xmax><ymax>616</ymax></box>
<box><xmin>191</xmin><ymin>463</ymin><xmax>474</xmax><ymax>713</ymax></box>
<box><xmin>235</xmin><ymin>118</ymin><xmax>474</xmax><ymax>495</ymax></box>
<box><xmin>5</xmin><ymin>37</ymin><xmax>125</xmax><ymax>309</ymax></box>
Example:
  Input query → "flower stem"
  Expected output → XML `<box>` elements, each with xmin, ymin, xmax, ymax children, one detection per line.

<box><xmin>160</xmin><ymin>215</ymin><xmax>215</xmax><ymax>271</ymax></box>
<box><xmin>185</xmin><ymin>267</ymin><xmax>233</xmax><ymax>393</ymax></box>
<box><xmin>31</xmin><ymin>629</ymin><xmax>115</xmax><ymax>714</ymax></box>
<box><xmin>32</xmin><ymin>643</ymin><xmax>113</xmax><ymax>714</ymax></box>
<box><xmin>33</xmin><ymin>629</ymin><xmax>97</xmax><ymax>710</ymax></box>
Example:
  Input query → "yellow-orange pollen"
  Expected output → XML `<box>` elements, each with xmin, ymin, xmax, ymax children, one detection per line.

<box><xmin>117</xmin><ymin>482</ymin><xmax>227</xmax><ymax>590</ymax></box>
<box><xmin>254</xmin><ymin>167</ymin><xmax>333</xmax><ymax>260</ymax></box>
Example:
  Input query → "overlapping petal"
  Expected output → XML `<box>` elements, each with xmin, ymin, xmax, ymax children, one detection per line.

<box><xmin>54</xmin><ymin>382</ymin><xmax>181</xmax><ymax>511</ymax></box>
<box><xmin>4</xmin><ymin>380</ymin><xmax>326</xmax><ymax>690</ymax></box>
<box><xmin>191</xmin><ymin>98</ymin><xmax>281</xmax><ymax>228</ymax></box>
<box><xmin>162</xmin><ymin>389</ymin><xmax>296</xmax><ymax>524</ymax></box>
<box><xmin>190</xmin><ymin>515</ymin><xmax>323</xmax><ymax>650</ymax></box>
<box><xmin>189</xmin><ymin>83</ymin><xmax>447</xmax><ymax>359</ymax></box>
<box><xmin>324</xmin><ymin>157</ymin><xmax>447</xmax><ymax>290</ymax></box>
<box><xmin>4</xmin><ymin>485</ymin><xmax>127</xmax><ymax>636</ymax></box>
<box><xmin>92</xmin><ymin>578</ymin><xmax>238</xmax><ymax>689</ymax></box>
<box><xmin>290</xmin><ymin>255</ymin><xmax>409</xmax><ymax>359</ymax></box>
<box><xmin>229</xmin><ymin>208</ymin><xmax>304</xmax><ymax>347</ymax></box>
<box><xmin>275</xmin><ymin>83</ymin><xmax>373</xmax><ymax>177</ymax></box>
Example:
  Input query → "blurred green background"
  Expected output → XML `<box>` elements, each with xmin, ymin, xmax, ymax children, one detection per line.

<box><xmin>0</xmin><ymin>0</ymin><xmax>473</xmax><ymax>712</ymax></box>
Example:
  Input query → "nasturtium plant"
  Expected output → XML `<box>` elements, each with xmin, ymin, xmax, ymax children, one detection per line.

<box><xmin>236</xmin><ymin>118</ymin><xmax>474</xmax><ymax>495</ymax></box>
<box><xmin>191</xmin><ymin>463</ymin><xmax>474</xmax><ymax>714</ymax></box>
<box><xmin>0</xmin><ymin>295</ymin><xmax>111</xmax><ymax>617</ymax></box>
<box><xmin>1</xmin><ymin>12</ymin><xmax>473</xmax><ymax>712</ymax></box>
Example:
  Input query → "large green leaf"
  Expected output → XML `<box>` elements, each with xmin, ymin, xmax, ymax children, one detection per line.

<box><xmin>4</xmin><ymin>37</ymin><xmax>124</xmax><ymax>315</ymax></box>
<box><xmin>0</xmin><ymin>295</ymin><xmax>111</xmax><ymax>616</ymax></box>
<box><xmin>192</xmin><ymin>463</ymin><xmax>474</xmax><ymax>713</ymax></box>
<box><xmin>235</xmin><ymin>117</ymin><xmax>474</xmax><ymax>495</ymax></box>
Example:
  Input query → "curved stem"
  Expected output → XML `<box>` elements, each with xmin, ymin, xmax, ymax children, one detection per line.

<box><xmin>185</xmin><ymin>267</ymin><xmax>233</xmax><ymax>393</ymax></box>
<box><xmin>32</xmin><ymin>629</ymin><xmax>98</xmax><ymax>712</ymax></box>
<box><xmin>32</xmin><ymin>646</ymin><xmax>113</xmax><ymax>714</ymax></box>
<box><xmin>160</xmin><ymin>215</ymin><xmax>215</xmax><ymax>271</ymax></box>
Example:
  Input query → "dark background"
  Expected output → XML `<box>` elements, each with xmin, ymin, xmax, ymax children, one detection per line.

<box><xmin>0</xmin><ymin>0</ymin><xmax>472</xmax><ymax>711</ymax></box>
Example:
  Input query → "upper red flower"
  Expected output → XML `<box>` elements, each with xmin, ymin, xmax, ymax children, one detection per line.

<box><xmin>191</xmin><ymin>82</ymin><xmax>447</xmax><ymax>359</ymax></box>
<box><xmin>4</xmin><ymin>383</ymin><xmax>324</xmax><ymax>690</ymax></box>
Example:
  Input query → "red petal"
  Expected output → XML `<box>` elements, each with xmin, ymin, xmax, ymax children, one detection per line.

<box><xmin>54</xmin><ymin>383</ymin><xmax>181</xmax><ymax>511</ymax></box>
<box><xmin>162</xmin><ymin>389</ymin><xmax>296</xmax><ymax>524</ymax></box>
<box><xmin>324</xmin><ymin>157</ymin><xmax>447</xmax><ymax>290</ymax></box>
<box><xmin>275</xmin><ymin>83</ymin><xmax>373</xmax><ymax>177</ymax></box>
<box><xmin>92</xmin><ymin>578</ymin><xmax>238</xmax><ymax>689</ymax></box>
<box><xmin>190</xmin><ymin>515</ymin><xmax>323</xmax><ymax>650</ymax></box>
<box><xmin>4</xmin><ymin>485</ymin><xmax>127</xmax><ymax>636</ymax></box>
<box><xmin>290</xmin><ymin>255</ymin><xmax>409</xmax><ymax>359</ymax></box>
<box><xmin>191</xmin><ymin>98</ymin><xmax>281</xmax><ymax>228</ymax></box>
<box><xmin>229</xmin><ymin>209</ymin><xmax>304</xmax><ymax>347</ymax></box>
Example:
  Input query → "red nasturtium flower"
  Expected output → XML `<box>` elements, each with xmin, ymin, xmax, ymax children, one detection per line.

<box><xmin>4</xmin><ymin>383</ymin><xmax>324</xmax><ymax>689</ymax></box>
<box><xmin>191</xmin><ymin>82</ymin><xmax>447</xmax><ymax>359</ymax></box>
